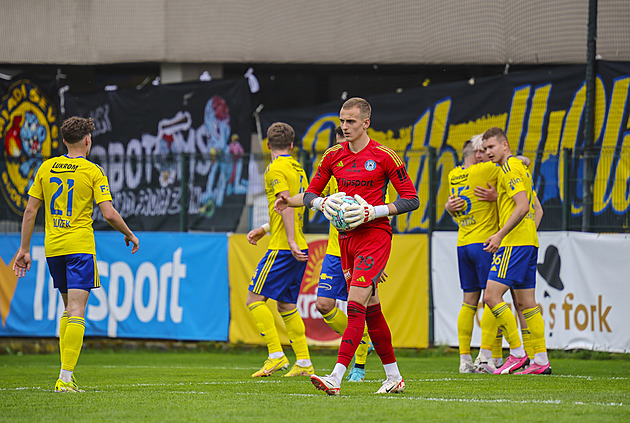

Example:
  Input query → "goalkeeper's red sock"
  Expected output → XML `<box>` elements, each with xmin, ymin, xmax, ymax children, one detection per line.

<box><xmin>336</xmin><ymin>301</ymin><xmax>366</xmax><ymax>367</ymax></box>
<box><xmin>366</xmin><ymin>303</ymin><xmax>396</xmax><ymax>365</ymax></box>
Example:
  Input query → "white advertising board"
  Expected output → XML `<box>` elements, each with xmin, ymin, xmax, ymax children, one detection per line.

<box><xmin>432</xmin><ymin>231</ymin><xmax>630</xmax><ymax>352</ymax></box>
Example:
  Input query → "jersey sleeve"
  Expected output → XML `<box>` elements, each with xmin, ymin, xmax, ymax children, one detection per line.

<box><xmin>27</xmin><ymin>165</ymin><xmax>45</xmax><ymax>200</ymax></box>
<box><xmin>265</xmin><ymin>162</ymin><xmax>289</xmax><ymax>196</ymax></box>
<box><xmin>502</xmin><ymin>161</ymin><xmax>527</xmax><ymax>198</ymax></box>
<box><xmin>93</xmin><ymin>164</ymin><xmax>113</xmax><ymax>204</ymax></box>
<box><xmin>381</xmin><ymin>147</ymin><xmax>417</xmax><ymax>199</ymax></box>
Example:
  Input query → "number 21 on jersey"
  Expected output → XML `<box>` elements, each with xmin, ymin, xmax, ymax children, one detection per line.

<box><xmin>50</xmin><ymin>177</ymin><xmax>74</xmax><ymax>217</ymax></box>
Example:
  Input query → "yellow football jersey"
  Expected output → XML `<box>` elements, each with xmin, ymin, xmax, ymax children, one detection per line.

<box><xmin>28</xmin><ymin>155</ymin><xmax>112</xmax><ymax>257</ymax></box>
<box><xmin>448</xmin><ymin>161</ymin><xmax>500</xmax><ymax>246</ymax></box>
<box><xmin>265</xmin><ymin>155</ymin><xmax>308</xmax><ymax>250</ymax></box>
<box><xmin>496</xmin><ymin>156</ymin><xmax>539</xmax><ymax>247</ymax></box>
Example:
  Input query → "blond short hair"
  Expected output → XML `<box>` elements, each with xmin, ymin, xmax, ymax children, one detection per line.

<box><xmin>471</xmin><ymin>134</ymin><xmax>484</xmax><ymax>151</ymax></box>
<box><xmin>341</xmin><ymin>97</ymin><xmax>371</xmax><ymax>119</ymax></box>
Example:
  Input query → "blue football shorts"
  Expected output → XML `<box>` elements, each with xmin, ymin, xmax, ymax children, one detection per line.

<box><xmin>316</xmin><ymin>254</ymin><xmax>348</xmax><ymax>301</ymax></box>
<box><xmin>487</xmin><ymin>245</ymin><xmax>538</xmax><ymax>289</ymax></box>
<box><xmin>46</xmin><ymin>253</ymin><xmax>100</xmax><ymax>293</ymax></box>
<box><xmin>457</xmin><ymin>243</ymin><xmax>493</xmax><ymax>292</ymax></box>
<box><xmin>249</xmin><ymin>249</ymin><xmax>308</xmax><ymax>304</ymax></box>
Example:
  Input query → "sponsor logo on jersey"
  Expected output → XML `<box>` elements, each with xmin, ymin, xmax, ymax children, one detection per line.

<box><xmin>336</xmin><ymin>160</ymin><xmax>344</xmax><ymax>167</ymax></box>
<box><xmin>346</xmin><ymin>160</ymin><xmax>362</xmax><ymax>173</ymax></box>
<box><xmin>509</xmin><ymin>177</ymin><xmax>522</xmax><ymax>190</ymax></box>
<box><xmin>50</xmin><ymin>162</ymin><xmax>79</xmax><ymax>173</ymax></box>
<box><xmin>338</xmin><ymin>177</ymin><xmax>374</xmax><ymax>188</ymax></box>
<box><xmin>0</xmin><ymin>80</ymin><xmax>59</xmax><ymax>215</ymax></box>
<box><xmin>450</xmin><ymin>173</ymin><xmax>469</xmax><ymax>184</ymax></box>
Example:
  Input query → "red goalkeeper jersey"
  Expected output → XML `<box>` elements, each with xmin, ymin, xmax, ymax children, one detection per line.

<box><xmin>306</xmin><ymin>139</ymin><xmax>417</xmax><ymax>236</ymax></box>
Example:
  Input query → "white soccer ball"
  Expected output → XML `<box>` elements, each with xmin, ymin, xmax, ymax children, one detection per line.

<box><xmin>330</xmin><ymin>195</ymin><xmax>359</xmax><ymax>231</ymax></box>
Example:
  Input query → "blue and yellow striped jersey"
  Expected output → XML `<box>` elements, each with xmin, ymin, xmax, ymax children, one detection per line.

<box><xmin>448</xmin><ymin>161</ymin><xmax>500</xmax><ymax>246</ymax></box>
<box><xmin>28</xmin><ymin>155</ymin><xmax>112</xmax><ymax>257</ymax></box>
<box><xmin>264</xmin><ymin>154</ymin><xmax>308</xmax><ymax>251</ymax></box>
<box><xmin>496</xmin><ymin>156</ymin><xmax>539</xmax><ymax>247</ymax></box>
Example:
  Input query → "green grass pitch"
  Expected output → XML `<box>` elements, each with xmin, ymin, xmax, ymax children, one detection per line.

<box><xmin>1</xmin><ymin>348</ymin><xmax>628</xmax><ymax>422</ymax></box>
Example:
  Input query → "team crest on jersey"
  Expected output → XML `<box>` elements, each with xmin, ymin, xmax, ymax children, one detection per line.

<box><xmin>365</xmin><ymin>160</ymin><xmax>376</xmax><ymax>171</ymax></box>
<box><xmin>0</xmin><ymin>80</ymin><xmax>59</xmax><ymax>215</ymax></box>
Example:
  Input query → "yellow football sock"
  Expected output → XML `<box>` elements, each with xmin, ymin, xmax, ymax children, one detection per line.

<box><xmin>61</xmin><ymin>316</ymin><xmax>85</xmax><ymax>372</ymax></box>
<box><xmin>523</xmin><ymin>306</ymin><xmax>547</xmax><ymax>354</ymax></box>
<box><xmin>248</xmin><ymin>301</ymin><xmax>282</xmax><ymax>355</ymax></box>
<box><xmin>354</xmin><ymin>326</ymin><xmax>371</xmax><ymax>366</ymax></box>
<box><xmin>280</xmin><ymin>308</ymin><xmax>310</xmax><ymax>361</ymax></box>
<box><xmin>492</xmin><ymin>330</ymin><xmax>503</xmax><ymax>359</ymax></box>
<box><xmin>521</xmin><ymin>328</ymin><xmax>534</xmax><ymax>359</ymax></box>
<box><xmin>59</xmin><ymin>311</ymin><xmax>68</xmax><ymax>365</ymax></box>
<box><xmin>490</xmin><ymin>302</ymin><xmax>522</xmax><ymax>349</ymax></box>
<box><xmin>321</xmin><ymin>307</ymin><xmax>348</xmax><ymax>336</ymax></box>
<box><xmin>480</xmin><ymin>304</ymin><xmax>499</xmax><ymax>351</ymax></box>
<box><xmin>457</xmin><ymin>303</ymin><xmax>477</xmax><ymax>356</ymax></box>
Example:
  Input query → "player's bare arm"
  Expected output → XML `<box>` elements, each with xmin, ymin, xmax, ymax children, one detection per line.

<box><xmin>12</xmin><ymin>196</ymin><xmax>43</xmax><ymax>278</ymax></box>
<box><xmin>484</xmin><ymin>191</ymin><xmax>530</xmax><ymax>253</ymax></box>
<box><xmin>277</xmin><ymin>190</ymin><xmax>308</xmax><ymax>262</ymax></box>
<box><xmin>515</xmin><ymin>155</ymin><xmax>531</xmax><ymax>167</ymax></box>
<box><xmin>274</xmin><ymin>192</ymin><xmax>305</xmax><ymax>213</ymax></box>
<box><xmin>99</xmin><ymin>201</ymin><xmax>139</xmax><ymax>253</ymax></box>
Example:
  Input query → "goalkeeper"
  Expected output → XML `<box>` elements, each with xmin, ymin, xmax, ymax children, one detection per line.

<box><xmin>302</xmin><ymin>98</ymin><xmax>418</xmax><ymax>396</ymax></box>
<box><xmin>273</xmin><ymin>126</ymin><xmax>375</xmax><ymax>382</ymax></box>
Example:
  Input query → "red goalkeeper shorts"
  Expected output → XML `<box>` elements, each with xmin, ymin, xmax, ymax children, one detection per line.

<box><xmin>339</xmin><ymin>227</ymin><xmax>391</xmax><ymax>289</ymax></box>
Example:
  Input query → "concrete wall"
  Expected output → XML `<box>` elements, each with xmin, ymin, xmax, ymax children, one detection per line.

<box><xmin>1</xmin><ymin>0</ymin><xmax>628</xmax><ymax>65</ymax></box>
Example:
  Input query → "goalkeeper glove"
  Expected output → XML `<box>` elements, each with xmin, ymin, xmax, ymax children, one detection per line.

<box><xmin>344</xmin><ymin>194</ymin><xmax>388</xmax><ymax>230</ymax></box>
<box><xmin>312</xmin><ymin>191</ymin><xmax>346</xmax><ymax>221</ymax></box>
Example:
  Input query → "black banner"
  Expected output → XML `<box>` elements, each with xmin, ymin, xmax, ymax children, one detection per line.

<box><xmin>261</xmin><ymin>62</ymin><xmax>630</xmax><ymax>233</ymax></box>
<box><xmin>0</xmin><ymin>76</ymin><xmax>61</xmax><ymax>220</ymax></box>
<box><xmin>65</xmin><ymin>78</ymin><xmax>251</xmax><ymax>232</ymax></box>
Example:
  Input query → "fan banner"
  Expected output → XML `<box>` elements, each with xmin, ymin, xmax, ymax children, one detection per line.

<box><xmin>0</xmin><ymin>75</ymin><xmax>61</xmax><ymax>222</ymax></box>
<box><xmin>432</xmin><ymin>231</ymin><xmax>630</xmax><ymax>352</ymax></box>
<box><xmin>0</xmin><ymin>232</ymin><xmax>230</xmax><ymax>341</ymax></box>
<box><xmin>260</xmin><ymin>61</ymin><xmax>630</xmax><ymax>233</ymax></box>
<box><xmin>228</xmin><ymin>233</ymin><xmax>429</xmax><ymax>348</ymax></box>
<box><xmin>64</xmin><ymin>78</ymin><xmax>251</xmax><ymax>232</ymax></box>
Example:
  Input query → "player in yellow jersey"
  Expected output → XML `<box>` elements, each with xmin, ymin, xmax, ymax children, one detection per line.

<box><xmin>246</xmin><ymin>122</ymin><xmax>313</xmax><ymax>377</ymax></box>
<box><xmin>13</xmin><ymin>116</ymin><xmax>139</xmax><ymax>392</ymax></box>
<box><xmin>448</xmin><ymin>136</ymin><xmax>539</xmax><ymax>374</ymax></box>
<box><xmin>472</xmin><ymin>135</ymin><xmax>543</xmax><ymax>372</ymax></box>
<box><xmin>445</xmin><ymin>138</ymin><xmax>500</xmax><ymax>373</ymax></box>
<box><xmin>481</xmin><ymin>127</ymin><xmax>551</xmax><ymax>375</ymax></box>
